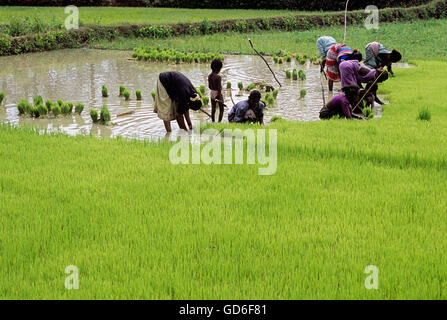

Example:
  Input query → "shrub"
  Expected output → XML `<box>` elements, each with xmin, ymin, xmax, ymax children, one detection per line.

<box><xmin>102</xmin><ymin>85</ymin><xmax>108</xmax><ymax>97</ymax></box>
<box><xmin>75</xmin><ymin>103</ymin><xmax>84</xmax><ymax>115</ymax></box>
<box><xmin>90</xmin><ymin>109</ymin><xmax>98</xmax><ymax>123</ymax></box>
<box><xmin>52</xmin><ymin>104</ymin><xmax>61</xmax><ymax>116</ymax></box>
<box><xmin>417</xmin><ymin>107</ymin><xmax>431</xmax><ymax>121</ymax></box>
<box><xmin>136</xmin><ymin>90</ymin><xmax>142</xmax><ymax>100</ymax></box>
<box><xmin>123</xmin><ymin>89</ymin><xmax>130</xmax><ymax>101</ymax></box>
<box><xmin>100</xmin><ymin>105</ymin><xmax>111</xmax><ymax>123</ymax></box>
<box><xmin>0</xmin><ymin>92</ymin><xmax>4</xmax><ymax>104</ymax></box>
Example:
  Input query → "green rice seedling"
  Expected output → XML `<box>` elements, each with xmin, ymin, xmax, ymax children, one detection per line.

<box><xmin>17</xmin><ymin>99</ymin><xmax>29</xmax><ymax>114</ymax></box>
<box><xmin>278</xmin><ymin>57</ymin><xmax>283</xmax><ymax>64</ymax></box>
<box><xmin>45</xmin><ymin>100</ymin><xmax>52</xmax><ymax>112</ymax></box>
<box><xmin>100</xmin><ymin>105</ymin><xmax>111</xmax><ymax>123</ymax></box>
<box><xmin>300</xmin><ymin>89</ymin><xmax>307</xmax><ymax>100</ymax></box>
<box><xmin>286</xmin><ymin>54</ymin><xmax>292</xmax><ymax>62</ymax></box>
<box><xmin>362</xmin><ymin>107</ymin><xmax>375</xmax><ymax>119</ymax></box>
<box><xmin>151</xmin><ymin>90</ymin><xmax>156</xmax><ymax>101</ymax></box>
<box><xmin>265</xmin><ymin>93</ymin><xmax>275</xmax><ymax>105</ymax></box>
<box><xmin>37</xmin><ymin>103</ymin><xmax>48</xmax><ymax>116</ymax></box>
<box><xmin>202</xmin><ymin>96</ymin><xmax>210</xmax><ymax>106</ymax></box>
<box><xmin>226</xmin><ymin>82</ymin><xmax>232</xmax><ymax>89</ymax></box>
<box><xmin>195</xmin><ymin>88</ymin><xmax>203</xmax><ymax>99</ymax></box>
<box><xmin>417</xmin><ymin>107</ymin><xmax>431</xmax><ymax>121</ymax></box>
<box><xmin>238</xmin><ymin>82</ymin><xmax>244</xmax><ymax>91</ymax></box>
<box><xmin>32</xmin><ymin>106</ymin><xmax>40</xmax><ymax>118</ymax></box>
<box><xmin>299</xmin><ymin>70</ymin><xmax>307</xmax><ymax>80</ymax></box>
<box><xmin>57</xmin><ymin>99</ymin><xmax>64</xmax><ymax>107</ymax></box>
<box><xmin>75</xmin><ymin>103</ymin><xmax>84</xmax><ymax>115</ymax></box>
<box><xmin>60</xmin><ymin>103</ymin><xmax>70</xmax><ymax>115</ymax></box>
<box><xmin>0</xmin><ymin>92</ymin><xmax>4</xmax><ymax>104</ymax></box>
<box><xmin>102</xmin><ymin>85</ymin><xmax>109</xmax><ymax>97</ymax></box>
<box><xmin>33</xmin><ymin>95</ymin><xmax>43</xmax><ymax>106</ymax></box>
<box><xmin>273</xmin><ymin>55</ymin><xmax>279</xmax><ymax>63</ymax></box>
<box><xmin>270</xmin><ymin>115</ymin><xmax>285</xmax><ymax>122</ymax></box>
<box><xmin>119</xmin><ymin>85</ymin><xmax>126</xmax><ymax>97</ymax></box>
<box><xmin>273</xmin><ymin>89</ymin><xmax>279</xmax><ymax>99</ymax></box>
<box><xmin>66</xmin><ymin>102</ymin><xmax>74</xmax><ymax>113</ymax></box>
<box><xmin>286</xmin><ymin>70</ymin><xmax>292</xmax><ymax>79</ymax></box>
<box><xmin>292</xmin><ymin>69</ymin><xmax>298</xmax><ymax>80</ymax></box>
<box><xmin>90</xmin><ymin>109</ymin><xmax>98</xmax><ymax>123</ymax></box>
<box><xmin>246</xmin><ymin>83</ymin><xmax>256</xmax><ymax>92</ymax></box>
<box><xmin>123</xmin><ymin>89</ymin><xmax>130</xmax><ymax>101</ymax></box>
<box><xmin>51</xmin><ymin>104</ymin><xmax>61</xmax><ymax>116</ymax></box>
<box><xmin>136</xmin><ymin>90</ymin><xmax>142</xmax><ymax>100</ymax></box>
<box><xmin>199</xmin><ymin>85</ymin><xmax>206</xmax><ymax>95</ymax></box>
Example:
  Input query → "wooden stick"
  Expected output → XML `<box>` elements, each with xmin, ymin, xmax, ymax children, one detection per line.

<box><xmin>117</xmin><ymin>111</ymin><xmax>135</xmax><ymax>117</ymax></box>
<box><xmin>228</xmin><ymin>88</ymin><xmax>236</xmax><ymax>107</ymax></box>
<box><xmin>248</xmin><ymin>39</ymin><xmax>282</xmax><ymax>87</ymax></box>
<box><xmin>200</xmin><ymin>108</ymin><xmax>212</xmax><ymax>118</ymax></box>
<box><xmin>351</xmin><ymin>70</ymin><xmax>387</xmax><ymax>112</ymax></box>
<box><xmin>344</xmin><ymin>0</ymin><xmax>350</xmax><ymax>43</ymax></box>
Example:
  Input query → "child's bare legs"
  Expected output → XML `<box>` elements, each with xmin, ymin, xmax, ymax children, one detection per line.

<box><xmin>328</xmin><ymin>80</ymin><xmax>334</xmax><ymax>92</ymax></box>
<box><xmin>218</xmin><ymin>102</ymin><xmax>224</xmax><ymax>122</ymax></box>
<box><xmin>163</xmin><ymin>120</ymin><xmax>172</xmax><ymax>133</ymax></box>
<box><xmin>211</xmin><ymin>100</ymin><xmax>216</xmax><ymax>122</ymax></box>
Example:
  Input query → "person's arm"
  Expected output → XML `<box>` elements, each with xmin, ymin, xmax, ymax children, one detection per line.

<box><xmin>357</xmin><ymin>67</ymin><xmax>377</xmax><ymax>84</ymax></box>
<box><xmin>234</xmin><ymin>103</ymin><xmax>248</xmax><ymax>123</ymax></box>
<box><xmin>320</xmin><ymin>59</ymin><xmax>326</xmax><ymax>73</ymax></box>
<box><xmin>257</xmin><ymin>102</ymin><xmax>265</xmax><ymax>125</ymax></box>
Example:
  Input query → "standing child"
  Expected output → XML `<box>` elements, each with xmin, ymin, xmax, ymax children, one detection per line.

<box><xmin>208</xmin><ymin>59</ymin><xmax>224</xmax><ymax>122</ymax></box>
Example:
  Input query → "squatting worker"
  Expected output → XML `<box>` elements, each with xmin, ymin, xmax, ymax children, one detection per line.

<box><xmin>364</xmin><ymin>42</ymin><xmax>402</xmax><ymax>76</ymax></box>
<box><xmin>154</xmin><ymin>71</ymin><xmax>203</xmax><ymax>133</ymax></box>
<box><xmin>316</xmin><ymin>36</ymin><xmax>336</xmax><ymax>72</ymax></box>
<box><xmin>228</xmin><ymin>90</ymin><xmax>265</xmax><ymax>124</ymax></box>
<box><xmin>319</xmin><ymin>86</ymin><xmax>366</xmax><ymax>120</ymax></box>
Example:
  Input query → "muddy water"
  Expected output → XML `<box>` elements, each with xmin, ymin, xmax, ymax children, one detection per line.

<box><xmin>0</xmin><ymin>49</ymin><xmax>407</xmax><ymax>140</ymax></box>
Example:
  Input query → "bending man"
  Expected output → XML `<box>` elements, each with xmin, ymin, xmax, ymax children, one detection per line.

<box><xmin>228</xmin><ymin>90</ymin><xmax>265</xmax><ymax>124</ymax></box>
<box><xmin>154</xmin><ymin>71</ymin><xmax>202</xmax><ymax>133</ymax></box>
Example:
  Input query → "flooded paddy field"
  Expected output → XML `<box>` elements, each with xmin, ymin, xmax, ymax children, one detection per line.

<box><xmin>0</xmin><ymin>49</ymin><xmax>407</xmax><ymax>140</ymax></box>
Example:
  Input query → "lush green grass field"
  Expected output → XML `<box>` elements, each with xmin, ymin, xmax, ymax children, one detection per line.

<box><xmin>1</xmin><ymin>59</ymin><xmax>446</xmax><ymax>299</ymax></box>
<box><xmin>0</xmin><ymin>6</ymin><xmax>308</xmax><ymax>26</ymax></box>
<box><xmin>92</xmin><ymin>19</ymin><xmax>447</xmax><ymax>61</ymax></box>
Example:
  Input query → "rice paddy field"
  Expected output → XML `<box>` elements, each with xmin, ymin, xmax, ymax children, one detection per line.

<box><xmin>1</xmin><ymin>6</ymin><xmax>447</xmax><ymax>300</ymax></box>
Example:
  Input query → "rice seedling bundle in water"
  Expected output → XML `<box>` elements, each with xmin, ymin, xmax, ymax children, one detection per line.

<box><xmin>0</xmin><ymin>92</ymin><xmax>4</xmax><ymax>104</ymax></box>
<box><xmin>75</xmin><ymin>103</ymin><xmax>84</xmax><ymax>115</ymax></box>
<box><xmin>90</xmin><ymin>109</ymin><xmax>98</xmax><ymax>123</ymax></box>
<box><xmin>299</xmin><ymin>70</ymin><xmax>306</xmax><ymax>80</ymax></box>
<box><xmin>66</xmin><ymin>102</ymin><xmax>74</xmax><ymax>113</ymax></box>
<box><xmin>226</xmin><ymin>82</ymin><xmax>232</xmax><ymax>89</ymax></box>
<box><xmin>37</xmin><ymin>104</ymin><xmax>48</xmax><ymax>116</ymax></box>
<box><xmin>300</xmin><ymin>89</ymin><xmax>307</xmax><ymax>99</ymax></box>
<box><xmin>52</xmin><ymin>104</ymin><xmax>61</xmax><ymax>116</ymax></box>
<box><xmin>100</xmin><ymin>105</ymin><xmax>111</xmax><ymax>123</ymax></box>
<box><xmin>202</xmin><ymin>96</ymin><xmax>210</xmax><ymax>105</ymax></box>
<box><xmin>286</xmin><ymin>70</ymin><xmax>292</xmax><ymax>79</ymax></box>
<box><xmin>17</xmin><ymin>99</ymin><xmax>31</xmax><ymax>114</ymax></box>
<box><xmin>45</xmin><ymin>100</ymin><xmax>52</xmax><ymax>111</ymax></box>
<box><xmin>57</xmin><ymin>99</ymin><xmax>64</xmax><ymax>107</ymax></box>
<box><xmin>119</xmin><ymin>86</ymin><xmax>126</xmax><ymax>97</ymax></box>
<box><xmin>60</xmin><ymin>103</ymin><xmax>70</xmax><ymax>115</ymax></box>
<box><xmin>33</xmin><ymin>95</ymin><xmax>43</xmax><ymax>106</ymax></box>
<box><xmin>238</xmin><ymin>82</ymin><xmax>244</xmax><ymax>91</ymax></box>
<box><xmin>102</xmin><ymin>85</ymin><xmax>109</xmax><ymax>98</ymax></box>
<box><xmin>123</xmin><ymin>90</ymin><xmax>130</xmax><ymax>101</ymax></box>
<box><xmin>273</xmin><ymin>89</ymin><xmax>279</xmax><ymax>99</ymax></box>
<box><xmin>151</xmin><ymin>91</ymin><xmax>156</xmax><ymax>101</ymax></box>
<box><xmin>265</xmin><ymin>93</ymin><xmax>275</xmax><ymax>105</ymax></box>
<box><xmin>132</xmin><ymin>47</ymin><xmax>224</xmax><ymax>64</ymax></box>
<box><xmin>292</xmin><ymin>69</ymin><xmax>298</xmax><ymax>80</ymax></box>
<box><xmin>247</xmin><ymin>83</ymin><xmax>256</xmax><ymax>92</ymax></box>
<box><xmin>136</xmin><ymin>90</ymin><xmax>142</xmax><ymax>100</ymax></box>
